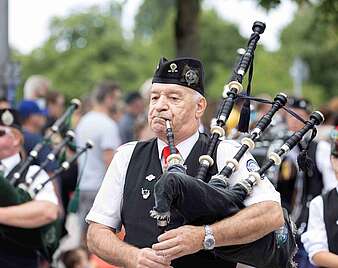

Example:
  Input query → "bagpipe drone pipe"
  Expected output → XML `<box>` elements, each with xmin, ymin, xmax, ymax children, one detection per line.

<box><xmin>0</xmin><ymin>99</ymin><xmax>93</xmax><ymax>261</ymax></box>
<box><xmin>149</xmin><ymin>21</ymin><xmax>325</xmax><ymax>268</ymax></box>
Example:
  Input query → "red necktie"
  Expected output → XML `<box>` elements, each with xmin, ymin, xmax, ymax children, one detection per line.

<box><xmin>162</xmin><ymin>146</ymin><xmax>178</xmax><ymax>165</ymax></box>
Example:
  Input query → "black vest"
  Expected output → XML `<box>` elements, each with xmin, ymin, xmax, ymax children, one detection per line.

<box><xmin>121</xmin><ymin>133</ymin><xmax>236</xmax><ymax>267</ymax></box>
<box><xmin>323</xmin><ymin>188</ymin><xmax>338</xmax><ymax>255</ymax></box>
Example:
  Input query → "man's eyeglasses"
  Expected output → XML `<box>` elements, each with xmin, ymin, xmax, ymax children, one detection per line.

<box><xmin>0</xmin><ymin>128</ymin><xmax>11</xmax><ymax>137</ymax></box>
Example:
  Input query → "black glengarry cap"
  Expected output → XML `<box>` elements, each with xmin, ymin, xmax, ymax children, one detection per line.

<box><xmin>152</xmin><ymin>57</ymin><xmax>205</xmax><ymax>96</ymax></box>
<box><xmin>0</xmin><ymin>109</ymin><xmax>21</xmax><ymax>130</ymax></box>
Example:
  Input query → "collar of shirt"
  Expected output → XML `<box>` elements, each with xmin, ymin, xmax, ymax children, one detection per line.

<box><xmin>1</xmin><ymin>153</ymin><xmax>21</xmax><ymax>177</ymax></box>
<box><xmin>157</xmin><ymin>131</ymin><xmax>200</xmax><ymax>162</ymax></box>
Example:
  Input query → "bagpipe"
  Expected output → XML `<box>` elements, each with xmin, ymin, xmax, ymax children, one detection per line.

<box><xmin>150</xmin><ymin>21</ymin><xmax>324</xmax><ymax>268</ymax></box>
<box><xmin>0</xmin><ymin>99</ymin><xmax>93</xmax><ymax>261</ymax></box>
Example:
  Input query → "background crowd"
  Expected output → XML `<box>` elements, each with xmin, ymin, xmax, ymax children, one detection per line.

<box><xmin>0</xmin><ymin>71</ymin><xmax>337</xmax><ymax>267</ymax></box>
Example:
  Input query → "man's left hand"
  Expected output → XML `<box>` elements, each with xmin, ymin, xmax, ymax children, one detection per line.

<box><xmin>152</xmin><ymin>225</ymin><xmax>204</xmax><ymax>261</ymax></box>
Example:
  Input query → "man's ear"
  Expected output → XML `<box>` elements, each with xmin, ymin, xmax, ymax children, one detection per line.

<box><xmin>195</xmin><ymin>97</ymin><xmax>207</xmax><ymax>119</ymax></box>
<box><xmin>11</xmin><ymin>129</ymin><xmax>23</xmax><ymax>148</ymax></box>
<box><xmin>12</xmin><ymin>136</ymin><xmax>20</xmax><ymax>147</ymax></box>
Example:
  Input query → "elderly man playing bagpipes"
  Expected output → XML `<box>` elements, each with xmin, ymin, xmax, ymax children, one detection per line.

<box><xmin>84</xmin><ymin>21</ymin><xmax>325</xmax><ymax>268</ymax></box>
<box><xmin>0</xmin><ymin>108</ymin><xmax>59</xmax><ymax>268</ymax></box>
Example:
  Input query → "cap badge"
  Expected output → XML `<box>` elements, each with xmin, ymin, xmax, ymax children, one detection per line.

<box><xmin>168</xmin><ymin>63</ymin><xmax>178</xmax><ymax>73</ymax></box>
<box><xmin>1</xmin><ymin>110</ymin><xmax>14</xmax><ymax>126</ymax></box>
<box><xmin>185</xmin><ymin>69</ymin><xmax>199</xmax><ymax>86</ymax></box>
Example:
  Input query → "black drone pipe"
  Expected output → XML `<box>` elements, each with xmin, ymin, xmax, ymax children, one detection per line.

<box><xmin>217</xmin><ymin>93</ymin><xmax>287</xmax><ymax>180</ymax></box>
<box><xmin>9</xmin><ymin>99</ymin><xmax>81</xmax><ymax>186</ymax></box>
<box><xmin>31</xmin><ymin>140</ymin><xmax>94</xmax><ymax>197</ymax></box>
<box><xmin>196</xmin><ymin>21</ymin><xmax>266</xmax><ymax>181</ymax></box>
<box><xmin>18</xmin><ymin>130</ymin><xmax>75</xmax><ymax>190</ymax></box>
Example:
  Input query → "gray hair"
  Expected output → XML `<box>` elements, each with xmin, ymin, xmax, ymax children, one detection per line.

<box><xmin>193</xmin><ymin>90</ymin><xmax>204</xmax><ymax>103</ymax></box>
<box><xmin>23</xmin><ymin>75</ymin><xmax>51</xmax><ymax>99</ymax></box>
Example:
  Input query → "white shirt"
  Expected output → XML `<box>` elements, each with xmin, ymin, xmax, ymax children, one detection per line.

<box><xmin>316</xmin><ymin>140</ymin><xmax>337</xmax><ymax>192</ymax></box>
<box><xmin>1</xmin><ymin>154</ymin><xmax>58</xmax><ymax>205</ymax></box>
<box><xmin>76</xmin><ymin>111</ymin><xmax>121</xmax><ymax>191</ymax></box>
<box><xmin>301</xmin><ymin>186</ymin><xmax>338</xmax><ymax>265</ymax></box>
<box><xmin>86</xmin><ymin>132</ymin><xmax>281</xmax><ymax>230</ymax></box>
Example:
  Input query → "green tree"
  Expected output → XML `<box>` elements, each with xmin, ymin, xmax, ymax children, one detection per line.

<box><xmin>279</xmin><ymin>6</ymin><xmax>338</xmax><ymax>102</ymax></box>
<box><xmin>134</xmin><ymin>0</ymin><xmax>174</xmax><ymax>39</ymax></box>
<box><xmin>257</xmin><ymin>0</ymin><xmax>338</xmax><ymax>26</ymax></box>
<box><xmin>15</xmin><ymin>4</ymin><xmax>149</xmax><ymax>99</ymax></box>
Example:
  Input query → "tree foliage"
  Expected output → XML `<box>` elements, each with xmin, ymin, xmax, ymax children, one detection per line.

<box><xmin>279</xmin><ymin>6</ymin><xmax>338</xmax><ymax>101</ymax></box>
<box><xmin>257</xmin><ymin>0</ymin><xmax>338</xmax><ymax>26</ymax></box>
<box><xmin>13</xmin><ymin>0</ymin><xmax>336</xmax><ymax>107</ymax></box>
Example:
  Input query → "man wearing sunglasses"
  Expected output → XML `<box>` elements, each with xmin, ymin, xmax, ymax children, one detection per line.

<box><xmin>0</xmin><ymin>108</ymin><xmax>59</xmax><ymax>268</ymax></box>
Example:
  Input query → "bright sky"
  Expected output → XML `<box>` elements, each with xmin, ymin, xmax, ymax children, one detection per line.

<box><xmin>9</xmin><ymin>0</ymin><xmax>297</xmax><ymax>54</ymax></box>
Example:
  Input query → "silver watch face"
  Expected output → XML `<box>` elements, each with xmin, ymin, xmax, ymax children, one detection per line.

<box><xmin>204</xmin><ymin>236</ymin><xmax>215</xmax><ymax>250</ymax></box>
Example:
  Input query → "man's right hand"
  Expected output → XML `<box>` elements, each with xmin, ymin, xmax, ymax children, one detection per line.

<box><xmin>131</xmin><ymin>248</ymin><xmax>172</xmax><ymax>268</ymax></box>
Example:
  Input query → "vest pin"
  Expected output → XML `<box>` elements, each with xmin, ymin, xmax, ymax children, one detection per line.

<box><xmin>145</xmin><ymin>174</ymin><xmax>156</xmax><ymax>182</ymax></box>
<box><xmin>141</xmin><ymin>188</ymin><xmax>150</xmax><ymax>199</ymax></box>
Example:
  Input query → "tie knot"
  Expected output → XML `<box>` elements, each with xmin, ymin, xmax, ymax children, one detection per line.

<box><xmin>162</xmin><ymin>146</ymin><xmax>178</xmax><ymax>165</ymax></box>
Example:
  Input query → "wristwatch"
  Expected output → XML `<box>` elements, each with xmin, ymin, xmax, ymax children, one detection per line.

<box><xmin>203</xmin><ymin>225</ymin><xmax>215</xmax><ymax>250</ymax></box>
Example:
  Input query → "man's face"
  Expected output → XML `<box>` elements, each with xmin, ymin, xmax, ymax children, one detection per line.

<box><xmin>30</xmin><ymin>114</ymin><xmax>46</xmax><ymax>133</ymax></box>
<box><xmin>53</xmin><ymin>96</ymin><xmax>65</xmax><ymax>117</ymax></box>
<box><xmin>286</xmin><ymin>108</ymin><xmax>309</xmax><ymax>132</ymax></box>
<box><xmin>107</xmin><ymin>90</ymin><xmax>121</xmax><ymax>110</ymax></box>
<box><xmin>132</xmin><ymin>98</ymin><xmax>145</xmax><ymax>115</ymax></box>
<box><xmin>0</xmin><ymin>126</ymin><xmax>19</xmax><ymax>159</ymax></box>
<box><xmin>148</xmin><ymin>83</ymin><xmax>206</xmax><ymax>143</ymax></box>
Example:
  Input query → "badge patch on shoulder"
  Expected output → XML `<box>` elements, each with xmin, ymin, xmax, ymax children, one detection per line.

<box><xmin>246</xmin><ymin>159</ymin><xmax>260</xmax><ymax>172</ymax></box>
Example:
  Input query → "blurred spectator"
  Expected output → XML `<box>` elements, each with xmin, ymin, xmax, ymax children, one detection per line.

<box><xmin>59</xmin><ymin>248</ymin><xmax>94</xmax><ymax>268</ymax></box>
<box><xmin>71</xmin><ymin>95</ymin><xmax>93</xmax><ymax>129</ymax></box>
<box><xmin>17</xmin><ymin>100</ymin><xmax>57</xmax><ymax>173</ymax></box>
<box><xmin>23</xmin><ymin>75</ymin><xmax>51</xmax><ymax>110</ymax></box>
<box><xmin>18</xmin><ymin>100</ymin><xmax>47</xmax><ymax>134</ymax></box>
<box><xmin>118</xmin><ymin>92</ymin><xmax>144</xmax><ymax>143</ymax></box>
<box><xmin>139</xmin><ymin>78</ymin><xmax>152</xmax><ymax>105</ymax></box>
<box><xmin>44</xmin><ymin>90</ymin><xmax>65</xmax><ymax>131</ymax></box>
<box><xmin>75</xmin><ymin>80</ymin><xmax>121</xmax><ymax>245</ymax></box>
<box><xmin>110</xmin><ymin>99</ymin><xmax>125</xmax><ymax>123</ymax></box>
